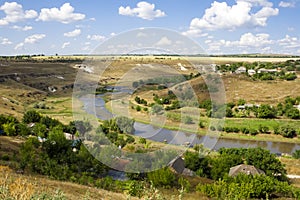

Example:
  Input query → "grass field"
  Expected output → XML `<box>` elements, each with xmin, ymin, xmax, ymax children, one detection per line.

<box><xmin>0</xmin><ymin>165</ymin><xmax>136</xmax><ymax>200</ymax></box>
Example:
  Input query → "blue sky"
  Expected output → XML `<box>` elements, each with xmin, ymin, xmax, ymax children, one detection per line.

<box><xmin>0</xmin><ymin>0</ymin><xmax>299</xmax><ymax>55</ymax></box>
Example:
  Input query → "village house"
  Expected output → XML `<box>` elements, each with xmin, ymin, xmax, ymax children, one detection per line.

<box><xmin>229</xmin><ymin>164</ymin><xmax>265</xmax><ymax>177</ymax></box>
<box><xmin>235</xmin><ymin>66</ymin><xmax>247</xmax><ymax>74</ymax></box>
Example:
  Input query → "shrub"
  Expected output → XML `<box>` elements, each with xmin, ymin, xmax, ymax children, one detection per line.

<box><xmin>183</xmin><ymin>116</ymin><xmax>193</xmax><ymax>124</ymax></box>
<box><xmin>147</xmin><ymin>168</ymin><xmax>176</xmax><ymax>188</ymax></box>
<box><xmin>1</xmin><ymin>154</ymin><xmax>9</xmax><ymax>161</ymax></box>
<box><xmin>249</xmin><ymin>129</ymin><xmax>258</xmax><ymax>136</ymax></box>
<box><xmin>293</xmin><ymin>150</ymin><xmax>300</xmax><ymax>159</ymax></box>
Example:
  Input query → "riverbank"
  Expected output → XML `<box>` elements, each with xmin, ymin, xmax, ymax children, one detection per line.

<box><xmin>105</xmin><ymin>100</ymin><xmax>300</xmax><ymax>145</ymax></box>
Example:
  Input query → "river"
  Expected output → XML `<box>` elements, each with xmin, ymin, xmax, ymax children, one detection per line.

<box><xmin>80</xmin><ymin>95</ymin><xmax>300</xmax><ymax>155</ymax></box>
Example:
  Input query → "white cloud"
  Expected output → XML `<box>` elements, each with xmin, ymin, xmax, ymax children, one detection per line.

<box><xmin>184</xmin><ymin>0</ymin><xmax>278</xmax><ymax>36</ymax></box>
<box><xmin>278</xmin><ymin>35</ymin><xmax>300</xmax><ymax>48</ymax></box>
<box><xmin>0</xmin><ymin>2</ymin><xmax>37</xmax><ymax>26</ymax></box>
<box><xmin>12</xmin><ymin>25</ymin><xmax>33</xmax><ymax>31</ymax></box>
<box><xmin>64</xmin><ymin>29</ymin><xmax>81</xmax><ymax>37</ymax></box>
<box><xmin>37</xmin><ymin>3</ymin><xmax>85</xmax><ymax>24</ymax></box>
<box><xmin>233</xmin><ymin>33</ymin><xmax>273</xmax><ymax>47</ymax></box>
<box><xmin>14</xmin><ymin>34</ymin><xmax>45</xmax><ymax>50</ymax></box>
<box><xmin>62</xmin><ymin>42</ymin><xmax>70</xmax><ymax>49</ymax></box>
<box><xmin>279</xmin><ymin>1</ymin><xmax>295</xmax><ymax>7</ymax></box>
<box><xmin>24</xmin><ymin>34</ymin><xmax>46</xmax><ymax>44</ymax></box>
<box><xmin>14</xmin><ymin>42</ymin><xmax>24</xmax><ymax>50</ymax></box>
<box><xmin>110</xmin><ymin>32</ymin><xmax>116</xmax><ymax>37</ymax></box>
<box><xmin>119</xmin><ymin>1</ymin><xmax>166</xmax><ymax>20</ymax></box>
<box><xmin>155</xmin><ymin>36</ymin><xmax>172</xmax><ymax>46</ymax></box>
<box><xmin>87</xmin><ymin>34</ymin><xmax>105</xmax><ymax>41</ymax></box>
<box><xmin>1</xmin><ymin>38</ymin><xmax>12</xmax><ymax>45</ymax></box>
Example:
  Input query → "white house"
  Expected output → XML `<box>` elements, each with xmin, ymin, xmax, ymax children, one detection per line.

<box><xmin>248</xmin><ymin>69</ymin><xmax>256</xmax><ymax>76</ymax></box>
<box><xmin>235</xmin><ymin>66</ymin><xmax>247</xmax><ymax>74</ymax></box>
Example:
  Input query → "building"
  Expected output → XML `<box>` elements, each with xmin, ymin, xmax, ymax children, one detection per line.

<box><xmin>168</xmin><ymin>156</ymin><xmax>195</xmax><ymax>176</ymax></box>
<box><xmin>235</xmin><ymin>66</ymin><xmax>247</xmax><ymax>74</ymax></box>
<box><xmin>248</xmin><ymin>69</ymin><xmax>256</xmax><ymax>76</ymax></box>
<box><xmin>229</xmin><ymin>164</ymin><xmax>265</xmax><ymax>177</ymax></box>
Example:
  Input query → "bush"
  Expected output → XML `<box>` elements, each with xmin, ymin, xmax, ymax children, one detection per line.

<box><xmin>258</xmin><ymin>125</ymin><xmax>269</xmax><ymax>134</ymax></box>
<box><xmin>279</xmin><ymin>125</ymin><xmax>297</xmax><ymax>138</ymax></box>
<box><xmin>249</xmin><ymin>129</ymin><xmax>258</xmax><ymax>136</ymax></box>
<box><xmin>1</xmin><ymin>154</ymin><xmax>9</xmax><ymax>161</ymax></box>
<box><xmin>241</xmin><ymin>127</ymin><xmax>250</xmax><ymax>134</ymax></box>
<box><xmin>293</xmin><ymin>150</ymin><xmax>300</xmax><ymax>159</ymax></box>
<box><xmin>183</xmin><ymin>116</ymin><xmax>193</xmax><ymax>124</ymax></box>
<box><xmin>23</xmin><ymin>110</ymin><xmax>41</xmax><ymax>123</ymax></box>
<box><xmin>147</xmin><ymin>168</ymin><xmax>176</xmax><ymax>188</ymax></box>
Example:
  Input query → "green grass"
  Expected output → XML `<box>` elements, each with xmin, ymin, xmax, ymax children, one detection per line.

<box><xmin>225</xmin><ymin>118</ymin><xmax>300</xmax><ymax>130</ymax></box>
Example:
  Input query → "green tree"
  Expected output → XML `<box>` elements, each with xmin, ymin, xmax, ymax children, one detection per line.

<box><xmin>23</xmin><ymin>110</ymin><xmax>41</xmax><ymax>123</ymax></box>
<box><xmin>2</xmin><ymin>122</ymin><xmax>16</xmax><ymax>136</ymax></box>
<box><xmin>32</xmin><ymin>123</ymin><xmax>47</xmax><ymax>138</ymax></box>
<box><xmin>15</xmin><ymin>123</ymin><xmax>30</xmax><ymax>136</ymax></box>
<box><xmin>115</xmin><ymin>116</ymin><xmax>135</xmax><ymax>134</ymax></box>
<box><xmin>147</xmin><ymin>167</ymin><xmax>176</xmax><ymax>188</ymax></box>
<box><xmin>151</xmin><ymin>104</ymin><xmax>164</xmax><ymax>115</ymax></box>
<box><xmin>256</xmin><ymin>104</ymin><xmax>276</xmax><ymax>119</ymax></box>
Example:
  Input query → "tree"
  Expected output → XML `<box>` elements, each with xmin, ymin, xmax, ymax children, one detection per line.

<box><xmin>15</xmin><ymin>123</ymin><xmax>30</xmax><ymax>136</ymax></box>
<box><xmin>147</xmin><ymin>167</ymin><xmax>176</xmax><ymax>188</ymax></box>
<box><xmin>2</xmin><ymin>122</ymin><xmax>16</xmax><ymax>136</ymax></box>
<box><xmin>285</xmin><ymin>108</ymin><xmax>300</xmax><ymax>119</ymax></box>
<box><xmin>23</xmin><ymin>110</ymin><xmax>41</xmax><ymax>123</ymax></box>
<box><xmin>256</xmin><ymin>104</ymin><xmax>276</xmax><ymax>119</ymax></box>
<box><xmin>150</xmin><ymin>104</ymin><xmax>164</xmax><ymax>115</ymax></box>
<box><xmin>218</xmin><ymin>147</ymin><xmax>287</xmax><ymax>180</ymax></box>
<box><xmin>279</xmin><ymin>125</ymin><xmax>297</xmax><ymax>138</ymax></box>
<box><xmin>115</xmin><ymin>116</ymin><xmax>135</xmax><ymax>134</ymax></box>
<box><xmin>32</xmin><ymin>123</ymin><xmax>47</xmax><ymax>138</ymax></box>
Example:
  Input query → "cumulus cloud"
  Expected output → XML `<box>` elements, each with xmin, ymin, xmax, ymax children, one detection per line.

<box><xmin>62</xmin><ymin>42</ymin><xmax>70</xmax><ymax>49</ymax></box>
<box><xmin>14</xmin><ymin>33</ymin><xmax>46</xmax><ymax>50</ymax></box>
<box><xmin>87</xmin><ymin>34</ymin><xmax>105</xmax><ymax>41</ymax></box>
<box><xmin>229</xmin><ymin>33</ymin><xmax>273</xmax><ymax>47</ymax></box>
<box><xmin>12</xmin><ymin>25</ymin><xmax>33</xmax><ymax>31</ymax></box>
<box><xmin>37</xmin><ymin>3</ymin><xmax>85</xmax><ymax>24</ymax></box>
<box><xmin>0</xmin><ymin>2</ymin><xmax>37</xmax><ymax>26</ymax></box>
<box><xmin>279</xmin><ymin>1</ymin><xmax>295</xmax><ymax>7</ymax></box>
<box><xmin>183</xmin><ymin>0</ymin><xmax>278</xmax><ymax>37</ymax></box>
<box><xmin>119</xmin><ymin>1</ymin><xmax>166</xmax><ymax>20</ymax></box>
<box><xmin>64</xmin><ymin>29</ymin><xmax>81</xmax><ymax>37</ymax></box>
<box><xmin>278</xmin><ymin>35</ymin><xmax>300</xmax><ymax>48</ymax></box>
<box><xmin>14</xmin><ymin>42</ymin><xmax>24</xmax><ymax>50</ymax></box>
<box><xmin>24</xmin><ymin>34</ymin><xmax>46</xmax><ymax>44</ymax></box>
<box><xmin>155</xmin><ymin>36</ymin><xmax>172</xmax><ymax>46</ymax></box>
<box><xmin>1</xmin><ymin>38</ymin><xmax>12</xmax><ymax>45</ymax></box>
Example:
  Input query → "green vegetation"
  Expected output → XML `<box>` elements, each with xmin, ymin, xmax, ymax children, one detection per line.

<box><xmin>185</xmin><ymin>147</ymin><xmax>300</xmax><ymax>199</ymax></box>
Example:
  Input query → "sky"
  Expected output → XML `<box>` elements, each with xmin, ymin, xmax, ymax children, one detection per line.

<box><xmin>0</xmin><ymin>0</ymin><xmax>299</xmax><ymax>55</ymax></box>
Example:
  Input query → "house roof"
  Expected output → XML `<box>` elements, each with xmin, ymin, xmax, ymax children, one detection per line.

<box><xmin>168</xmin><ymin>156</ymin><xmax>185</xmax><ymax>174</ymax></box>
<box><xmin>229</xmin><ymin>164</ymin><xmax>265</xmax><ymax>176</ymax></box>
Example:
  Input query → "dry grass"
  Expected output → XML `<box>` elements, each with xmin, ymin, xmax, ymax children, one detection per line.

<box><xmin>0</xmin><ymin>165</ymin><xmax>136</xmax><ymax>200</ymax></box>
<box><xmin>223</xmin><ymin>75</ymin><xmax>300</xmax><ymax>104</ymax></box>
<box><xmin>280</xmin><ymin>157</ymin><xmax>300</xmax><ymax>175</ymax></box>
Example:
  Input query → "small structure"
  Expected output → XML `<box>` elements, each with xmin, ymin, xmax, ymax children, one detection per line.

<box><xmin>248</xmin><ymin>69</ymin><xmax>256</xmax><ymax>76</ymax></box>
<box><xmin>293</xmin><ymin>104</ymin><xmax>300</xmax><ymax>110</ymax></box>
<box><xmin>168</xmin><ymin>156</ymin><xmax>185</xmax><ymax>174</ymax></box>
<box><xmin>235</xmin><ymin>66</ymin><xmax>247</xmax><ymax>74</ymax></box>
<box><xmin>168</xmin><ymin>156</ymin><xmax>195</xmax><ymax>176</ymax></box>
<box><xmin>258</xmin><ymin>68</ymin><xmax>278</xmax><ymax>74</ymax></box>
<box><xmin>229</xmin><ymin>164</ymin><xmax>265</xmax><ymax>177</ymax></box>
